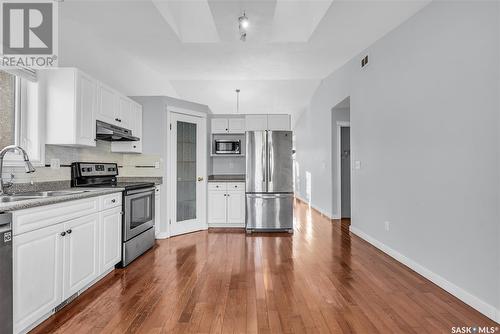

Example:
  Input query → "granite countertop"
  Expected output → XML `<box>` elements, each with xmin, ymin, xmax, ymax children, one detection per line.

<box><xmin>0</xmin><ymin>187</ymin><xmax>124</xmax><ymax>212</ymax></box>
<box><xmin>208</xmin><ymin>174</ymin><xmax>246</xmax><ymax>182</ymax></box>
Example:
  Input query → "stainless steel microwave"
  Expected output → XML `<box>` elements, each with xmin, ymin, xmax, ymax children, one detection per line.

<box><xmin>215</xmin><ymin>139</ymin><xmax>241</xmax><ymax>154</ymax></box>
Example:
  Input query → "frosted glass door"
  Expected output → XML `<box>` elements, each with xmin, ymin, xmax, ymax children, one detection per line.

<box><xmin>170</xmin><ymin>112</ymin><xmax>207</xmax><ymax>237</ymax></box>
<box><xmin>176</xmin><ymin>121</ymin><xmax>197</xmax><ymax>222</ymax></box>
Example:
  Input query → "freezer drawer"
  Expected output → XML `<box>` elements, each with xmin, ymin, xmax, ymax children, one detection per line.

<box><xmin>246</xmin><ymin>193</ymin><xmax>293</xmax><ymax>231</ymax></box>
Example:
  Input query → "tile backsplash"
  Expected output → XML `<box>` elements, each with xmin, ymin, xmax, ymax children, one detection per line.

<box><xmin>2</xmin><ymin>141</ymin><xmax>163</xmax><ymax>184</ymax></box>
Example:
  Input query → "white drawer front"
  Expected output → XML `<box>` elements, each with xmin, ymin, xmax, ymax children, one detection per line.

<box><xmin>100</xmin><ymin>192</ymin><xmax>122</xmax><ymax>210</ymax></box>
<box><xmin>208</xmin><ymin>183</ymin><xmax>227</xmax><ymax>191</ymax></box>
<box><xmin>13</xmin><ymin>197</ymin><xmax>99</xmax><ymax>236</ymax></box>
<box><xmin>227</xmin><ymin>182</ymin><xmax>245</xmax><ymax>191</ymax></box>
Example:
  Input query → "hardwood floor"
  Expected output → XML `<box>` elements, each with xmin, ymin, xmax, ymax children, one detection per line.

<box><xmin>31</xmin><ymin>200</ymin><xmax>498</xmax><ymax>334</ymax></box>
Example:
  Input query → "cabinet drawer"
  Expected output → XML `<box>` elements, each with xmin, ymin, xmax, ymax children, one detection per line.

<box><xmin>208</xmin><ymin>183</ymin><xmax>226</xmax><ymax>191</ymax></box>
<box><xmin>13</xmin><ymin>197</ymin><xmax>99</xmax><ymax>236</ymax></box>
<box><xmin>227</xmin><ymin>182</ymin><xmax>245</xmax><ymax>191</ymax></box>
<box><xmin>100</xmin><ymin>192</ymin><xmax>122</xmax><ymax>210</ymax></box>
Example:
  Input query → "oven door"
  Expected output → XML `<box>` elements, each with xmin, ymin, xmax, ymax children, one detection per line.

<box><xmin>124</xmin><ymin>188</ymin><xmax>155</xmax><ymax>241</ymax></box>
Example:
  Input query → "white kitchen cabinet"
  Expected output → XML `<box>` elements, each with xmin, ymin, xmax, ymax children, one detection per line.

<box><xmin>245</xmin><ymin>114</ymin><xmax>291</xmax><ymax>131</ymax></box>
<box><xmin>245</xmin><ymin>115</ymin><xmax>268</xmax><ymax>131</ymax></box>
<box><xmin>13</xmin><ymin>193</ymin><xmax>123</xmax><ymax>334</ymax></box>
<box><xmin>13</xmin><ymin>223</ymin><xmax>64</xmax><ymax>334</ymax></box>
<box><xmin>62</xmin><ymin>213</ymin><xmax>100</xmax><ymax>300</ymax></box>
<box><xmin>228</xmin><ymin>119</ymin><xmax>245</xmax><ymax>133</ymax></box>
<box><xmin>211</xmin><ymin>118</ymin><xmax>229</xmax><ymax>134</ymax></box>
<box><xmin>226</xmin><ymin>190</ymin><xmax>245</xmax><ymax>225</ymax></box>
<box><xmin>208</xmin><ymin>182</ymin><xmax>245</xmax><ymax>227</ymax></box>
<box><xmin>211</xmin><ymin>118</ymin><xmax>245</xmax><ymax>134</ymax></box>
<box><xmin>267</xmin><ymin>114</ymin><xmax>291</xmax><ymax>131</ymax></box>
<box><xmin>97</xmin><ymin>83</ymin><xmax>118</xmax><ymax>125</ymax></box>
<box><xmin>111</xmin><ymin>102</ymin><xmax>143</xmax><ymax>153</ymax></box>
<box><xmin>99</xmin><ymin>207</ymin><xmax>122</xmax><ymax>273</ymax></box>
<box><xmin>41</xmin><ymin>68</ymin><xmax>97</xmax><ymax>147</ymax></box>
<box><xmin>154</xmin><ymin>185</ymin><xmax>161</xmax><ymax>237</ymax></box>
<box><xmin>118</xmin><ymin>95</ymin><xmax>132</xmax><ymax>129</ymax></box>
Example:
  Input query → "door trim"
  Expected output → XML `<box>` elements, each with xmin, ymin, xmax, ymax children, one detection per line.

<box><xmin>167</xmin><ymin>111</ymin><xmax>207</xmax><ymax>237</ymax></box>
<box><xmin>336</xmin><ymin>121</ymin><xmax>350</xmax><ymax>220</ymax></box>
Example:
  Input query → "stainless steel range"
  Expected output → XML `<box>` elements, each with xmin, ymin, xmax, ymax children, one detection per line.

<box><xmin>71</xmin><ymin>162</ymin><xmax>155</xmax><ymax>267</ymax></box>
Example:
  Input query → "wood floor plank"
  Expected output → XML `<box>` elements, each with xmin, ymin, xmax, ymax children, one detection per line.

<box><xmin>30</xmin><ymin>200</ymin><xmax>498</xmax><ymax>334</ymax></box>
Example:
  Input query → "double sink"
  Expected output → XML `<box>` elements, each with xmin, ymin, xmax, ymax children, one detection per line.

<box><xmin>0</xmin><ymin>190</ymin><xmax>91</xmax><ymax>203</ymax></box>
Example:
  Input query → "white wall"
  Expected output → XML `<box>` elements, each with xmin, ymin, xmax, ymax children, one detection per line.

<box><xmin>294</xmin><ymin>0</ymin><xmax>500</xmax><ymax>320</ymax></box>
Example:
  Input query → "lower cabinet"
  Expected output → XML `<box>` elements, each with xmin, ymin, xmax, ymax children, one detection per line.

<box><xmin>99</xmin><ymin>207</ymin><xmax>122</xmax><ymax>273</ymax></box>
<box><xmin>13</xmin><ymin>224</ymin><xmax>64</xmax><ymax>333</ymax></box>
<box><xmin>63</xmin><ymin>213</ymin><xmax>100</xmax><ymax>300</ymax></box>
<box><xmin>13</xmin><ymin>196</ymin><xmax>123</xmax><ymax>334</ymax></box>
<box><xmin>208</xmin><ymin>182</ymin><xmax>245</xmax><ymax>227</ymax></box>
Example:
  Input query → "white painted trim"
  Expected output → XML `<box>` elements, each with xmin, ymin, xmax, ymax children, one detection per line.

<box><xmin>155</xmin><ymin>232</ymin><xmax>169</xmax><ymax>239</ymax></box>
<box><xmin>350</xmin><ymin>226</ymin><xmax>500</xmax><ymax>323</ymax></box>
<box><xmin>336</xmin><ymin>121</ymin><xmax>350</xmax><ymax>220</ymax></box>
<box><xmin>168</xmin><ymin>111</ymin><xmax>208</xmax><ymax>237</ymax></box>
<box><xmin>294</xmin><ymin>193</ymin><xmax>335</xmax><ymax>220</ymax></box>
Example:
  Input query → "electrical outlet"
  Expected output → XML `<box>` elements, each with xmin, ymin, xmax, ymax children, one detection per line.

<box><xmin>384</xmin><ymin>221</ymin><xmax>390</xmax><ymax>232</ymax></box>
<box><xmin>354</xmin><ymin>160</ymin><xmax>361</xmax><ymax>170</ymax></box>
<box><xmin>154</xmin><ymin>161</ymin><xmax>160</xmax><ymax>169</ymax></box>
<box><xmin>50</xmin><ymin>158</ymin><xmax>60</xmax><ymax>169</ymax></box>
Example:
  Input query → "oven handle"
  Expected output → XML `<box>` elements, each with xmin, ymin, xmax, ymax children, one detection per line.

<box><xmin>125</xmin><ymin>187</ymin><xmax>156</xmax><ymax>196</ymax></box>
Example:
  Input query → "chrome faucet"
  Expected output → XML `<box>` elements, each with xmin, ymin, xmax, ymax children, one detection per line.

<box><xmin>0</xmin><ymin>145</ymin><xmax>36</xmax><ymax>195</ymax></box>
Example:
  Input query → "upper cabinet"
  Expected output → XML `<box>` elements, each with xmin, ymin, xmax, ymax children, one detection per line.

<box><xmin>40</xmin><ymin>68</ymin><xmax>143</xmax><ymax>148</ymax></box>
<box><xmin>96</xmin><ymin>84</ymin><xmax>118</xmax><ymax>126</ymax></box>
<box><xmin>41</xmin><ymin>68</ymin><xmax>97</xmax><ymax>147</ymax></box>
<box><xmin>245</xmin><ymin>114</ymin><xmax>291</xmax><ymax>131</ymax></box>
<box><xmin>111</xmin><ymin>102</ymin><xmax>143</xmax><ymax>153</ymax></box>
<box><xmin>211</xmin><ymin>118</ymin><xmax>245</xmax><ymax>134</ymax></box>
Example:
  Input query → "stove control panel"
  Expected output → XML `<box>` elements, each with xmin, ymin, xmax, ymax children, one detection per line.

<box><xmin>74</xmin><ymin>163</ymin><xmax>118</xmax><ymax>177</ymax></box>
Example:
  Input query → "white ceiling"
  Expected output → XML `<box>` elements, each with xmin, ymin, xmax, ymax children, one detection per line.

<box><xmin>59</xmin><ymin>0</ymin><xmax>430</xmax><ymax>119</ymax></box>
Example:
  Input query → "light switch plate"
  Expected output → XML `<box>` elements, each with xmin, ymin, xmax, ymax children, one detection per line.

<box><xmin>354</xmin><ymin>160</ymin><xmax>361</xmax><ymax>170</ymax></box>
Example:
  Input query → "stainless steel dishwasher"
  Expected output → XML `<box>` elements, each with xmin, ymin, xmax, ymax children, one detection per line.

<box><xmin>0</xmin><ymin>213</ymin><xmax>12</xmax><ymax>334</ymax></box>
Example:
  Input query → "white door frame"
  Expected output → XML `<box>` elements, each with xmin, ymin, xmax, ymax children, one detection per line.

<box><xmin>165</xmin><ymin>107</ymin><xmax>207</xmax><ymax>237</ymax></box>
<box><xmin>336</xmin><ymin>121</ymin><xmax>350</xmax><ymax>220</ymax></box>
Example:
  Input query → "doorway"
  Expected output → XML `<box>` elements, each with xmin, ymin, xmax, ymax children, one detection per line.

<box><xmin>340</xmin><ymin>126</ymin><xmax>351</xmax><ymax>218</ymax></box>
<box><xmin>169</xmin><ymin>112</ymin><xmax>207</xmax><ymax>236</ymax></box>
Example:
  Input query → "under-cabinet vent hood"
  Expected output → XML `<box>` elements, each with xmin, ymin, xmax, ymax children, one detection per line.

<box><xmin>96</xmin><ymin>120</ymin><xmax>139</xmax><ymax>142</ymax></box>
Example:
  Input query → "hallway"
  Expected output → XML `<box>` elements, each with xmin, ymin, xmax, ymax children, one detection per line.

<box><xmin>31</xmin><ymin>200</ymin><xmax>497</xmax><ymax>333</ymax></box>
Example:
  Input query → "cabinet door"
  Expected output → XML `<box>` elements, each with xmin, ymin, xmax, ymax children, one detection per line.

<box><xmin>99</xmin><ymin>208</ymin><xmax>122</xmax><ymax>273</ymax></box>
<box><xmin>245</xmin><ymin>115</ymin><xmax>268</xmax><ymax>131</ymax></box>
<box><xmin>226</xmin><ymin>190</ymin><xmax>245</xmax><ymax>226</ymax></box>
<box><xmin>97</xmin><ymin>84</ymin><xmax>118</xmax><ymax>125</ymax></box>
<box><xmin>76</xmin><ymin>72</ymin><xmax>97</xmax><ymax>146</ymax></box>
<box><xmin>154</xmin><ymin>186</ymin><xmax>161</xmax><ymax>237</ymax></box>
<box><xmin>118</xmin><ymin>96</ymin><xmax>132</xmax><ymax>129</ymax></box>
<box><xmin>211</xmin><ymin>118</ymin><xmax>229</xmax><ymax>134</ymax></box>
<box><xmin>228</xmin><ymin>118</ymin><xmax>245</xmax><ymax>134</ymax></box>
<box><xmin>63</xmin><ymin>213</ymin><xmax>100</xmax><ymax>300</ymax></box>
<box><xmin>208</xmin><ymin>191</ymin><xmax>227</xmax><ymax>226</ymax></box>
<box><xmin>13</xmin><ymin>224</ymin><xmax>64</xmax><ymax>333</ymax></box>
<box><xmin>267</xmin><ymin>114</ymin><xmax>291</xmax><ymax>131</ymax></box>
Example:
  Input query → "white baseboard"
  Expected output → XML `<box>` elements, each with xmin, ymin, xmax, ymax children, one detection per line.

<box><xmin>350</xmin><ymin>226</ymin><xmax>500</xmax><ymax>323</ymax></box>
<box><xmin>155</xmin><ymin>232</ymin><xmax>169</xmax><ymax>239</ymax></box>
<box><xmin>294</xmin><ymin>194</ymin><xmax>335</xmax><ymax>220</ymax></box>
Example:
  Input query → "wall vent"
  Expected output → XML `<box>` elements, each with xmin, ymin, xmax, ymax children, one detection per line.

<box><xmin>361</xmin><ymin>55</ymin><xmax>369</xmax><ymax>68</ymax></box>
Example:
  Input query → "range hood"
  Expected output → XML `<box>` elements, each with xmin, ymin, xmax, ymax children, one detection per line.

<box><xmin>96</xmin><ymin>120</ymin><xmax>139</xmax><ymax>142</ymax></box>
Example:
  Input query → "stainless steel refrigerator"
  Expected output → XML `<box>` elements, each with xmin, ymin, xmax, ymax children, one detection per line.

<box><xmin>246</xmin><ymin>130</ymin><xmax>293</xmax><ymax>232</ymax></box>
